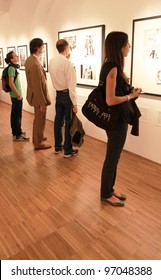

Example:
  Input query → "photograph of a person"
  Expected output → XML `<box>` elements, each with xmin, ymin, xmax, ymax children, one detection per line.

<box><xmin>81</xmin><ymin>64</ymin><xmax>96</xmax><ymax>80</ymax></box>
<box><xmin>17</xmin><ymin>45</ymin><xmax>28</xmax><ymax>70</ymax></box>
<box><xmin>39</xmin><ymin>42</ymin><xmax>48</xmax><ymax>72</ymax></box>
<box><xmin>0</xmin><ymin>48</ymin><xmax>4</xmax><ymax>68</ymax></box>
<box><xmin>64</xmin><ymin>36</ymin><xmax>77</xmax><ymax>52</ymax></box>
<box><xmin>7</xmin><ymin>46</ymin><xmax>16</xmax><ymax>53</ymax></box>
<box><xmin>144</xmin><ymin>28</ymin><xmax>161</xmax><ymax>60</ymax></box>
<box><xmin>84</xmin><ymin>35</ymin><xmax>95</xmax><ymax>56</ymax></box>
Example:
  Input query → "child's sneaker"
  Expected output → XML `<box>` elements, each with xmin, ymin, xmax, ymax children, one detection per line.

<box><xmin>13</xmin><ymin>131</ymin><xmax>26</xmax><ymax>139</ymax></box>
<box><xmin>21</xmin><ymin>131</ymin><xmax>26</xmax><ymax>136</ymax></box>
<box><xmin>14</xmin><ymin>135</ymin><xmax>30</xmax><ymax>141</ymax></box>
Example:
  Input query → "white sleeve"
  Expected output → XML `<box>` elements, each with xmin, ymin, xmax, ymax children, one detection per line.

<box><xmin>65</xmin><ymin>61</ymin><xmax>77</xmax><ymax>106</ymax></box>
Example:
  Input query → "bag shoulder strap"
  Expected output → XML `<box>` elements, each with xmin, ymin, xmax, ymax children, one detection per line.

<box><xmin>8</xmin><ymin>64</ymin><xmax>18</xmax><ymax>81</ymax></box>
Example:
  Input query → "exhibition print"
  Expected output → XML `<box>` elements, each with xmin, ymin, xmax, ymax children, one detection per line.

<box><xmin>131</xmin><ymin>15</ymin><xmax>161</xmax><ymax>96</ymax></box>
<box><xmin>0</xmin><ymin>48</ymin><xmax>4</xmax><ymax>68</ymax></box>
<box><xmin>40</xmin><ymin>43</ymin><xmax>48</xmax><ymax>72</ymax></box>
<box><xmin>7</xmin><ymin>46</ymin><xmax>16</xmax><ymax>54</ymax></box>
<box><xmin>17</xmin><ymin>45</ymin><xmax>28</xmax><ymax>70</ymax></box>
<box><xmin>58</xmin><ymin>25</ymin><xmax>105</xmax><ymax>86</ymax></box>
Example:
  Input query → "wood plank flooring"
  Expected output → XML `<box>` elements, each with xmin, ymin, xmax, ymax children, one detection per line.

<box><xmin>0</xmin><ymin>101</ymin><xmax>161</xmax><ymax>260</ymax></box>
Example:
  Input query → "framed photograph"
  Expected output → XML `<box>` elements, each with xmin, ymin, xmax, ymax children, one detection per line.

<box><xmin>131</xmin><ymin>15</ymin><xmax>161</xmax><ymax>96</ymax></box>
<box><xmin>0</xmin><ymin>48</ymin><xmax>4</xmax><ymax>68</ymax></box>
<box><xmin>58</xmin><ymin>25</ymin><xmax>105</xmax><ymax>87</ymax></box>
<box><xmin>40</xmin><ymin>42</ymin><xmax>48</xmax><ymax>72</ymax></box>
<box><xmin>7</xmin><ymin>46</ymin><xmax>16</xmax><ymax>53</ymax></box>
<box><xmin>17</xmin><ymin>45</ymin><xmax>28</xmax><ymax>70</ymax></box>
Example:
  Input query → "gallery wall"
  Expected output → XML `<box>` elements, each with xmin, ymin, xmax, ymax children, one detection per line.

<box><xmin>0</xmin><ymin>0</ymin><xmax>161</xmax><ymax>164</ymax></box>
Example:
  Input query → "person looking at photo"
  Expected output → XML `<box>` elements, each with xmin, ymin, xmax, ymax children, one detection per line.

<box><xmin>25</xmin><ymin>38</ymin><xmax>51</xmax><ymax>150</ymax></box>
<box><xmin>5</xmin><ymin>51</ymin><xmax>29</xmax><ymax>141</ymax></box>
<box><xmin>49</xmin><ymin>39</ymin><xmax>78</xmax><ymax>157</ymax></box>
<box><xmin>100</xmin><ymin>31</ymin><xmax>141</xmax><ymax>207</ymax></box>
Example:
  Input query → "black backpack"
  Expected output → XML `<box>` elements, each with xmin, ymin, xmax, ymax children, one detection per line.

<box><xmin>1</xmin><ymin>64</ymin><xmax>18</xmax><ymax>92</ymax></box>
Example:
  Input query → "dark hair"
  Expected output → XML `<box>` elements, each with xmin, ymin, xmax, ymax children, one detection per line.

<box><xmin>103</xmin><ymin>31</ymin><xmax>128</xmax><ymax>78</ymax></box>
<box><xmin>56</xmin><ymin>39</ymin><xmax>69</xmax><ymax>53</ymax></box>
<box><xmin>5</xmin><ymin>51</ymin><xmax>14</xmax><ymax>64</ymax></box>
<box><xmin>29</xmin><ymin>38</ymin><xmax>44</xmax><ymax>54</ymax></box>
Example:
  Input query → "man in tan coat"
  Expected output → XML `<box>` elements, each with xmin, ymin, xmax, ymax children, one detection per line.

<box><xmin>25</xmin><ymin>38</ymin><xmax>51</xmax><ymax>150</ymax></box>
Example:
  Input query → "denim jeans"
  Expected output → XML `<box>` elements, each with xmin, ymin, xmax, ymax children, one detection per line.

<box><xmin>54</xmin><ymin>91</ymin><xmax>73</xmax><ymax>153</ymax></box>
<box><xmin>100</xmin><ymin>121</ymin><xmax>128</xmax><ymax>199</ymax></box>
<box><xmin>10</xmin><ymin>97</ymin><xmax>22</xmax><ymax>136</ymax></box>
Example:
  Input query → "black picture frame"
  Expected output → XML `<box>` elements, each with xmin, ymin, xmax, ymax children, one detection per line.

<box><xmin>17</xmin><ymin>45</ymin><xmax>28</xmax><ymax>70</ymax></box>
<box><xmin>0</xmin><ymin>48</ymin><xmax>4</xmax><ymax>68</ymax></box>
<box><xmin>40</xmin><ymin>42</ymin><xmax>48</xmax><ymax>72</ymax></box>
<box><xmin>58</xmin><ymin>24</ymin><xmax>105</xmax><ymax>87</ymax></box>
<box><xmin>7</xmin><ymin>46</ymin><xmax>16</xmax><ymax>53</ymax></box>
<box><xmin>131</xmin><ymin>15</ymin><xmax>161</xmax><ymax>97</ymax></box>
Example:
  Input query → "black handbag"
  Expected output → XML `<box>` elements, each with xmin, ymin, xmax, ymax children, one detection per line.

<box><xmin>82</xmin><ymin>82</ymin><xmax>120</xmax><ymax>131</ymax></box>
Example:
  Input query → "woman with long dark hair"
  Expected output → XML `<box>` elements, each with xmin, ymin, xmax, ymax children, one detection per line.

<box><xmin>100</xmin><ymin>32</ymin><xmax>141</xmax><ymax>206</ymax></box>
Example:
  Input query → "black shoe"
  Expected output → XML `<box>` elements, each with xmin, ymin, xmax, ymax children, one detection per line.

<box><xmin>64</xmin><ymin>149</ymin><xmax>79</xmax><ymax>158</ymax></box>
<box><xmin>54</xmin><ymin>147</ymin><xmax>63</xmax><ymax>154</ymax></box>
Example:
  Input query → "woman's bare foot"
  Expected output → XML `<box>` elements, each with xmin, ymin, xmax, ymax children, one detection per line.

<box><xmin>101</xmin><ymin>195</ymin><xmax>124</xmax><ymax>206</ymax></box>
<box><xmin>112</xmin><ymin>190</ymin><xmax>126</xmax><ymax>201</ymax></box>
<box><xmin>107</xmin><ymin>195</ymin><xmax>121</xmax><ymax>203</ymax></box>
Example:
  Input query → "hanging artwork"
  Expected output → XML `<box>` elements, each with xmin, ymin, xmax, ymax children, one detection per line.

<box><xmin>40</xmin><ymin>43</ymin><xmax>48</xmax><ymax>72</ymax></box>
<box><xmin>7</xmin><ymin>46</ymin><xmax>16</xmax><ymax>53</ymax></box>
<box><xmin>58</xmin><ymin>25</ymin><xmax>105</xmax><ymax>87</ymax></box>
<box><xmin>17</xmin><ymin>45</ymin><xmax>28</xmax><ymax>70</ymax></box>
<box><xmin>0</xmin><ymin>48</ymin><xmax>4</xmax><ymax>68</ymax></box>
<box><xmin>131</xmin><ymin>15</ymin><xmax>161</xmax><ymax>96</ymax></box>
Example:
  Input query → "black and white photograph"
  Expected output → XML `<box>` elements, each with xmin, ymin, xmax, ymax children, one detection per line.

<box><xmin>17</xmin><ymin>45</ymin><xmax>28</xmax><ymax>70</ymax></box>
<box><xmin>7</xmin><ymin>46</ymin><xmax>16</xmax><ymax>54</ymax></box>
<box><xmin>80</xmin><ymin>64</ymin><xmax>96</xmax><ymax>80</ymax></box>
<box><xmin>131</xmin><ymin>15</ymin><xmax>161</xmax><ymax>96</ymax></box>
<box><xmin>58</xmin><ymin>25</ymin><xmax>105</xmax><ymax>86</ymax></box>
<box><xmin>0</xmin><ymin>48</ymin><xmax>4</xmax><ymax>68</ymax></box>
<box><xmin>63</xmin><ymin>36</ymin><xmax>77</xmax><ymax>52</ymax></box>
<box><xmin>144</xmin><ymin>28</ymin><xmax>161</xmax><ymax>60</ymax></box>
<box><xmin>40</xmin><ymin>42</ymin><xmax>48</xmax><ymax>72</ymax></box>
<box><xmin>157</xmin><ymin>69</ymin><xmax>161</xmax><ymax>84</ymax></box>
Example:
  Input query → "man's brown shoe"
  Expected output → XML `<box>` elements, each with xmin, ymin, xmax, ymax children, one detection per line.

<box><xmin>35</xmin><ymin>144</ymin><xmax>52</xmax><ymax>150</ymax></box>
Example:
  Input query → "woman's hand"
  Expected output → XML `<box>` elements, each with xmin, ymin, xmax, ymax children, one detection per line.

<box><xmin>129</xmin><ymin>88</ymin><xmax>142</xmax><ymax>99</ymax></box>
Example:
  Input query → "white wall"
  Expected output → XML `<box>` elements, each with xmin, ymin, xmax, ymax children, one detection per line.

<box><xmin>0</xmin><ymin>0</ymin><xmax>161</xmax><ymax>164</ymax></box>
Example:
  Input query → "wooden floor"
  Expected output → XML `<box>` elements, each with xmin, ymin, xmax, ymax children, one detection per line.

<box><xmin>0</xmin><ymin>101</ymin><xmax>161</xmax><ymax>260</ymax></box>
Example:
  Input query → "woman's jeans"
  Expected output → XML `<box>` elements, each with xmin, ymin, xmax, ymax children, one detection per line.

<box><xmin>54</xmin><ymin>91</ymin><xmax>73</xmax><ymax>153</ymax></box>
<box><xmin>10</xmin><ymin>97</ymin><xmax>22</xmax><ymax>136</ymax></box>
<box><xmin>101</xmin><ymin>121</ymin><xmax>128</xmax><ymax>199</ymax></box>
